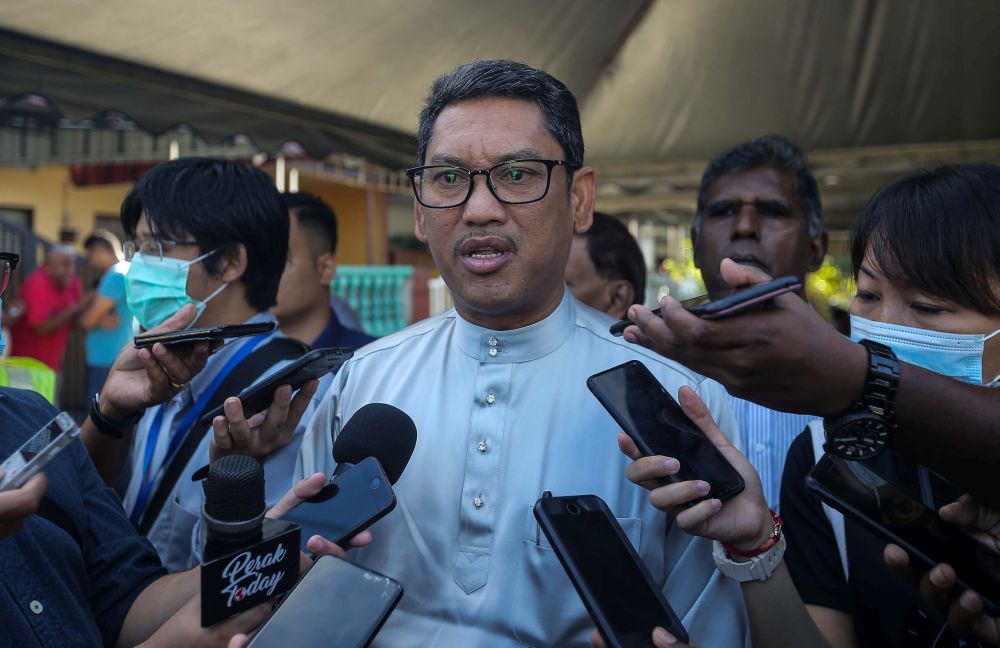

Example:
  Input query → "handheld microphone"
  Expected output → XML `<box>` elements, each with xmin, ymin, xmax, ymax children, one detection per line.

<box><xmin>285</xmin><ymin>403</ymin><xmax>418</xmax><ymax>549</ymax></box>
<box><xmin>199</xmin><ymin>455</ymin><xmax>300</xmax><ymax>627</ymax></box>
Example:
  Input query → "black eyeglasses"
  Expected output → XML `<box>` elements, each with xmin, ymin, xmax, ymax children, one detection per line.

<box><xmin>406</xmin><ymin>159</ymin><xmax>575</xmax><ymax>209</ymax></box>
<box><xmin>0</xmin><ymin>253</ymin><xmax>19</xmax><ymax>298</ymax></box>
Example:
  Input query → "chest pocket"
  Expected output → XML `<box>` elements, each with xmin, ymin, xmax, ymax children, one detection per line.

<box><xmin>511</xmin><ymin>507</ymin><xmax>642</xmax><ymax>647</ymax></box>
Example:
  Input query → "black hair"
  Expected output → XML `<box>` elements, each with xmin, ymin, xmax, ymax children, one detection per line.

<box><xmin>695</xmin><ymin>134</ymin><xmax>824</xmax><ymax>237</ymax></box>
<box><xmin>578</xmin><ymin>212</ymin><xmax>646</xmax><ymax>302</ymax></box>
<box><xmin>282</xmin><ymin>192</ymin><xmax>338</xmax><ymax>255</ymax></box>
<box><xmin>121</xmin><ymin>157</ymin><xmax>288</xmax><ymax>311</ymax></box>
<box><xmin>83</xmin><ymin>229</ymin><xmax>122</xmax><ymax>258</ymax></box>
<box><xmin>416</xmin><ymin>59</ymin><xmax>584</xmax><ymax>187</ymax></box>
<box><xmin>851</xmin><ymin>162</ymin><xmax>1000</xmax><ymax>315</ymax></box>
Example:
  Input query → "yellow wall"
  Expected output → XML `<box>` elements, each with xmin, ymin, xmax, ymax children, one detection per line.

<box><xmin>298</xmin><ymin>177</ymin><xmax>388</xmax><ymax>265</ymax></box>
<box><xmin>0</xmin><ymin>166</ymin><xmax>131</xmax><ymax>246</ymax></box>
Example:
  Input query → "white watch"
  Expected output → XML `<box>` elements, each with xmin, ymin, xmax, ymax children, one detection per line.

<box><xmin>712</xmin><ymin>534</ymin><xmax>786</xmax><ymax>582</ymax></box>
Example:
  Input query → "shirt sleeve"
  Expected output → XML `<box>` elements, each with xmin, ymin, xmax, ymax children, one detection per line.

<box><xmin>780</xmin><ymin>430</ymin><xmax>853</xmax><ymax>614</ymax></box>
<box><xmin>97</xmin><ymin>269</ymin><xmax>126</xmax><ymax>303</ymax></box>
<box><xmin>72</xmin><ymin>439</ymin><xmax>167</xmax><ymax>645</ymax></box>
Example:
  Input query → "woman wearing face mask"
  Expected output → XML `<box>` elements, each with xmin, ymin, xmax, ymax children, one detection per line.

<box><xmin>612</xmin><ymin>163</ymin><xmax>999</xmax><ymax>648</ymax></box>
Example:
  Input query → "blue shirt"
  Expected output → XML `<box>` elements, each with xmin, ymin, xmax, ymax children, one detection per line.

<box><xmin>85</xmin><ymin>261</ymin><xmax>136</xmax><ymax>367</ymax></box>
<box><xmin>0</xmin><ymin>388</ymin><xmax>166</xmax><ymax>647</ymax></box>
<box><xmin>729</xmin><ymin>395</ymin><xmax>814</xmax><ymax>511</ymax></box>
<box><xmin>296</xmin><ymin>291</ymin><xmax>749</xmax><ymax>647</ymax></box>
<box><xmin>312</xmin><ymin>308</ymin><xmax>376</xmax><ymax>350</ymax></box>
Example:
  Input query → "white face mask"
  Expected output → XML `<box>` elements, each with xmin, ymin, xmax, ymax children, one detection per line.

<box><xmin>850</xmin><ymin>314</ymin><xmax>1000</xmax><ymax>386</ymax></box>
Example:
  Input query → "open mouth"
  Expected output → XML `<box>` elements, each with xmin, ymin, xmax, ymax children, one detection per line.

<box><xmin>457</xmin><ymin>235</ymin><xmax>516</xmax><ymax>273</ymax></box>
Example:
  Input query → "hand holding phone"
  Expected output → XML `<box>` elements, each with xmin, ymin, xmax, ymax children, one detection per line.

<box><xmin>609</xmin><ymin>275</ymin><xmax>800</xmax><ymax>336</ymax></box>
<box><xmin>0</xmin><ymin>412</ymin><xmax>79</xmax><ymax>492</ymax></box>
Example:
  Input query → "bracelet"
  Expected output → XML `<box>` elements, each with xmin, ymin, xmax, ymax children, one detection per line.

<box><xmin>89</xmin><ymin>393</ymin><xmax>139</xmax><ymax>439</ymax></box>
<box><xmin>723</xmin><ymin>508</ymin><xmax>783</xmax><ymax>558</ymax></box>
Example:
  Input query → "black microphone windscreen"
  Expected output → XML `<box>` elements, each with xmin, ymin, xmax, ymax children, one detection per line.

<box><xmin>202</xmin><ymin>454</ymin><xmax>265</xmax><ymax>522</ymax></box>
<box><xmin>332</xmin><ymin>403</ymin><xmax>417</xmax><ymax>484</ymax></box>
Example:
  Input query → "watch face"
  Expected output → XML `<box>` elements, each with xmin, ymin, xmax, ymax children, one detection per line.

<box><xmin>828</xmin><ymin>413</ymin><xmax>893</xmax><ymax>460</ymax></box>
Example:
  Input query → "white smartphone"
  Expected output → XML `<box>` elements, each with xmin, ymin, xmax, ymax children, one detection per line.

<box><xmin>0</xmin><ymin>412</ymin><xmax>79</xmax><ymax>491</ymax></box>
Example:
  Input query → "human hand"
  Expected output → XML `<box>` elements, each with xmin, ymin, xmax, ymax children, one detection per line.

<box><xmin>209</xmin><ymin>380</ymin><xmax>319</xmax><ymax>462</ymax></box>
<box><xmin>0</xmin><ymin>472</ymin><xmax>47</xmax><ymax>539</ymax></box>
<box><xmin>619</xmin><ymin>386</ymin><xmax>773</xmax><ymax>551</ymax></box>
<box><xmin>591</xmin><ymin>627</ymin><xmax>692</xmax><ymax>647</ymax></box>
<box><xmin>883</xmin><ymin>495</ymin><xmax>999</xmax><ymax>644</ymax></box>
<box><xmin>622</xmin><ymin>259</ymin><xmax>866</xmax><ymax>417</ymax></box>
<box><xmin>98</xmin><ymin>304</ymin><xmax>211</xmax><ymax>422</ymax></box>
<box><xmin>137</xmin><ymin>594</ymin><xmax>271</xmax><ymax>648</ymax></box>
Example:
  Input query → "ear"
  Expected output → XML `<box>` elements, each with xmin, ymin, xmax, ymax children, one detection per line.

<box><xmin>414</xmin><ymin>200</ymin><xmax>428</xmax><ymax>243</ymax></box>
<box><xmin>217</xmin><ymin>244</ymin><xmax>248</xmax><ymax>284</ymax></box>
<box><xmin>570</xmin><ymin>166</ymin><xmax>596</xmax><ymax>234</ymax></box>
<box><xmin>606</xmin><ymin>279</ymin><xmax>636</xmax><ymax>321</ymax></box>
<box><xmin>807</xmin><ymin>230</ymin><xmax>829</xmax><ymax>272</ymax></box>
<box><xmin>317</xmin><ymin>252</ymin><xmax>337</xmax><ymax>285</ymax></box>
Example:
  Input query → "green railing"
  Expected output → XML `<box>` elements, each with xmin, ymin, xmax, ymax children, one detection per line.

<box><xmin>332</xmin><ymin>266</ymin><xmax>413</xmax><ymax>337</ymax></box>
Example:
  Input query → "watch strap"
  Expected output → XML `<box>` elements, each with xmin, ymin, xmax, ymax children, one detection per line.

<box><xmin>89</xmin><ymin>393</ymin><xmax>139</xmax><ymax>439</ymax></box>
<box><xmin>713</xmin><ymin>534</ymin><xmax>787</xmax><ymax>582</ymax></box>
<box><xmin>856</xmin><ymin>340</ymin><xmax>900</xmax><ymax>421</ymax></box>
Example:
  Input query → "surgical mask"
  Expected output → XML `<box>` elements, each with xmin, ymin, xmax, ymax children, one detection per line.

<box><xmin>850</xmin><ymin>313</ymin><xmax>1000</xmax><ymax>385</ymax></box>
<box><xmin>125</xmin><ymin>251</ymin><xmax>227</xmax><ymax>330</ymax></box>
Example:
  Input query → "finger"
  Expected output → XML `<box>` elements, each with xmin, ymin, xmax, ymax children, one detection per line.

<box><xmin>883</xmin><ymin>544</ymin><xmax>918</xmax><ymax>587</ymax></box>
<box><xmin>719</xmin><ymin>257</ymin><xmax>774</xmax><ymax>287</ymax></box>
<box><xmin>306</xmin><ymin>534</ymin><xmax>347</xmax><ymax>558</ymax></box>
<box><xmin>150</xmin><ymin>343</ymin><xmax>201</xmax><ymax>385</ymax></box>
<box><xmin>348</xmin><ymin>530</ymin><xmax>373</xmax><ymax>548</ymax></box>
<box><xmin>266</xmin><ymin>472</ymin><xmax>327</xmax><ymax>520</ymax></box>
<box><xmin>649</xmin><ymin>480</ymin><xmax>711</xmax><ymax>512</ymax></box>
<box><xmin>137</xmin><ymin>347</ymin><xmax>173</xmax><ymax>397</ymax></box>
<box><xmin>227</xmin><ymin>634</ymin><xmax>251</xmax><ymax>648</ymax></box>
<box><xmin>677</xmin><ymin>387</ymin><xmax>732</xmax><ymax>450</ymax></box>
<box><xmin>622</xmin><ymin>324</ymin><xmax>653</xmax><ymax>349</ymax></box>
<box><xmin>211</xmin><ymin>415</ymin><xmax>234</xmax><ymax>455</ymax></box>
<box><xmin>673</xmin><ymin>498</ymin><xmax>725</xmax><ymax>530</ymax></box>
<box><xmin>652</xmin><ymin>626</ymin><xmax>686</xmax><ymax>647</ymax></box>
<box><xmin>947</xmin><ymin>589</ymin><xmax>982</xmax><ymax>637</ymax></box>
<box><xmin>919</xmin><ymin>563</ymin><xmax>957</xmax><ymax>613</ymax></box>
<box><xmin>938</xmin><ymin>494</ymin><xmax>979</xmax><ymax>526</ymax></box>
<box><xmin>144</xmin><ymin>303</ymin><xmax>198</xmax><ymax>334</ymax></box>
<box><xmin>590</xmin><ymin>628</ymin><xmax>608</xmax><ymax>648</ymax></box>
<box><xmin>281</xmin><ymin>380</ymin><xmax>319</xmax><ymax>443</ymax></box>
<box><xmin>0</xmin><ymin>472</ymin><xmax>48</xmax><ymax>518</ymax></box>
<box><xmin>617</xmin><ymin>432</ymin><xmax>644</xmax><ymax>461</ymax></box>
<box><xmin>224</xmin><ymin>398</ymin><xmax>254</xmax><ymax>448</ymax></box>
<box><xmin>625</xmin><ymin>456</ymin><xmax>679</xmax><ymax>486</ymax></box>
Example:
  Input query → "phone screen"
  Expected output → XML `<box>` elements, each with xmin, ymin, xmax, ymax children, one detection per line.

<box><xmin>536</xmin><ymin>496</ymin><xmax>688</xmax><ymax>646</ymax></box>
<box><xmin>248</xmin><ymin>554</ymin><xmax>402</xmax><ymax>648</ymax></box>
<box><xmin>588</xmin><ymin>361</ymin><xmax>744</xmax><ymax>501</ymax></box>
<box><xmin>0</xmin><ymin>412</ymin><xmax>79</xmax><ymax>491</ymax></box>
<box><xmin>809</xmin><ymin>455</ymin><xmax>1000</xmax><ymax>609</ymax></box>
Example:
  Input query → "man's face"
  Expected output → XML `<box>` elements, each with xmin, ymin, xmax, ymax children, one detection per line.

<box><xmin>565</xmin><ymin>236</ymin><xmax>631</xmax><ymax>320</ymax></box>
<box><xmin>133</xmin><ymin>215</ymin><xmax>218</xmax><ymax>301</ymax></box>
<box><xmin>415</xmin><ymin>97</ymin><xmax>594</xmax><ymax>330</ymax></box>
<box><xmin>45</xmin><ymin>251</ymin><xmax>76</xmax><ymax>286</ymax></box>
<box><xmin>274</xmin><ymin>215</ymin><xmax>331</xmax><ymax>322</ymax></box>
<box><xmin>85</xmin><ymin>245</ymin><xmax>116</xmax><ymax>273</ymax></box>
<box><xmin>692</xmin><ymin>166</ymin><xmax>825</xmax><ymax>295</ymax></box>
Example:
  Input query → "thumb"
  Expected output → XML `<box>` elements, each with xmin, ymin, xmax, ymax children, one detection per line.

<box><xmin>677</xmin><ymin>386</ymin><xmax>734</xmax><ymax>451</ymax></box>
<box><xmin>144</xmin><ymin>303</ymin><xmax>198</xmax><ymax>334</ymax></box>
<box><xmin>719</xmin><ymin>258</ymin><xmax>774</xmax><ymax>289</ymax></box>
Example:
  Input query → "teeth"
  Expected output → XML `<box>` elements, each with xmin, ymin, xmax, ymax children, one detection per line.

<box><xmin>471</xmin><ymin>252</ymin><xmax>502</xmax><ymax>259</ymax></box>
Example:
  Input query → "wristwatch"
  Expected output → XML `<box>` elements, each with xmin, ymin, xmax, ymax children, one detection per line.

<box><xmin>823</xmin><ymin>339</ymin><xmax>901</xmax><ymax>460</ymax></box>
<box><xmin>89</xmin><ymin>393</ymin><xmax>142</xmax><ymax>439</ymax></box>
<box><xmin>713</xmin><ymin>509</ymin><xmax>786</xmax><ymax>582</ymax></box>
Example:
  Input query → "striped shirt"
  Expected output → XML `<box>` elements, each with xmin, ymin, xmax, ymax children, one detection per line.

<box><xmin>729</xmin><ymin>395</ymin><xmax>814</xmax><ymax>511</ymax></box>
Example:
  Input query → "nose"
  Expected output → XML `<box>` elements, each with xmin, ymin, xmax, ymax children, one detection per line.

<box><xmin>731</xmin><ymin>204</ymin><xmax>761</xmax><ymax>240</ymax></box>
<box><xmin>462</xmin><ymin>174</ymin><xmax>506</xmax><ymax>227</ymax></box>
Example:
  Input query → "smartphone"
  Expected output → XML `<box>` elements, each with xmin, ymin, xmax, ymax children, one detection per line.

<box><xmin>609</xmin><ymin>275</ymin><xmax>801</xmax><ymax>336</ymax></box>
<box><xmin>247</xmin><ymin>554</ymin><xmax>403</xmax><ymax>648</ymax></box>
<box><xmin>199</xmin><ymin>347</ymin><xmax>353</xmax><ymax>426</ymax></box>
<box><xmin>534</xmin><ymin>494</ymin><xmax>689</xmax><ymax>647</ymax></box>
<box><xmin>0</xmin><ymin>412</ymin><xmax>79</xmax><ymax>491</ymax></box>
<box><xmin>283</xmin><ymin>457</ymin><xmax>396</xmax><ymax>549</ymax></box>
<box><xmin>587</xmin><ymin>360</ymin><xmax>745</xmax><ymax>502</ymax></box>
<box><xmin>134</xmin><ymin>322</ymin><xmax>276</xmax><ymax>348</ymax></box>
<box><xmin>807</xmin><ymin>453</ymin><xmax>1000</xmax><ymax>612</ymax></box>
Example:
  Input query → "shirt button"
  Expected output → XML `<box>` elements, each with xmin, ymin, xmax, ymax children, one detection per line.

<box><xmin>488</xmin><ymin>348</ymin><xmax>498</xmax><ymax>357</ymax></box>
<box><xmin>29</xmin><ymin>600</ymin><xmax>43</xmax><ymax>614</ymax></box>
<box><xmin>477</xmin><ymin>440</ymin><xmax>489</xmax><ymax>453</ymax></box>
<box><xmin>473</xmin><ymin>495</ymin><xmax>484</xmax><ymax>509</ymax></box>
<box><xmin>754</xmin><ymin>443</ymin><xmax>766</xmax><ymax>453</ymax></box>
<box><xmin>486</xmin><ymin>392</ymin><xmax>496</xmax><ymax>405</ymax></box>
<box><xmin>488</xmin><ymin>337</ymin><xmax>499</xmax><ymax>347</ymax></box>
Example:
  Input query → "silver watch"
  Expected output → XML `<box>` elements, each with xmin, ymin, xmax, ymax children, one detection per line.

<box><xmin>712</xmin><ymin>534</ymin><xmax>786</xmax><ymax>582</ymax></box>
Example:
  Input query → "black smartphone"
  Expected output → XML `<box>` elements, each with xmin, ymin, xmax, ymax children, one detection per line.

<box><xmin>534</xmin><ymin>494</ymin><xmax>689</xmax><ymax>647</ymax></box>
<box><xmin>587</xmin><ymin>360</ymin><xmax>745</xmax><ymax>502</ymax></box>
<box><xmin>247</xmin><ymin>554</ymin><xmax>403</xmax><ymax>648</ymax></box>
<box><xmin>609</xmin><ymin>275</ymin><xmax>801</xmax><ymax>336</ymax></box>
<box><xmin>284</xmin><ymin>456</ymin><xmax>397</xmax><ymax>549</ymax></box>
<box><xmin>134</xmin><ymin>322</ymin><xmax>276</xmax><ymax>348</ymax></box>
<box><xmin>807</xmin><ymin>453</ymin><xmax>1000</xmax><ymax>612</ymax></box>
<box><xmin>198</xmin><ymin>347</ymin><xmax>353</xmax><ymax>426</ymax></box>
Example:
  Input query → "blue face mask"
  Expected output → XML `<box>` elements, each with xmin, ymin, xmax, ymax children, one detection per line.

<box><xmin>850</xmin><ymin>314</ymin><xmax>1000</xmax><ymax>385</ymax></box>
<box><xmin>125</xmin><ymin>251</ymin><xmax>227</xmax><ymax>330</ymax></box>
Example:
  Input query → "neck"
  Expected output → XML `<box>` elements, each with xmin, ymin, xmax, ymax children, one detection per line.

<box><xmin>455</xmin><ymin>289</ymin><xmax>564</xmax><ymax>331</ymax></box>
<box><xmin>278</xmin><ymin>302</ymin><xmax>332</xmax><ymax>344</ymax></box>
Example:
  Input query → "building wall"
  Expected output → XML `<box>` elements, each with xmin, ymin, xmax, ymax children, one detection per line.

<box><xmin>298</xmin><ymin>177</ymin><xmax>388</xmax><ymax>265</ymax></box>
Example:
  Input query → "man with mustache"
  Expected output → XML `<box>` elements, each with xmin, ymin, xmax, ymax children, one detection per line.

<box><xmin>690</xmin><ymin>135</ymin><xmax>828</xmax><ymax>510</ymax></box>
<box><xmin>295</xmin><ymin>60</ymin><xmax>748</xmax><ymax>646</ymax></box>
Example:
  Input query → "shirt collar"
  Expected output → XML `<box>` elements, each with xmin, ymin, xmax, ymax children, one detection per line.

<box><xmin>453</xmin><ymin>289</ymin><xmax>576</xmax><ymax>363</ymax></box>
<box><xmin>187</xmin><ymin>311</ymin><xmax>278</xmax><ymax>400</ymax></box>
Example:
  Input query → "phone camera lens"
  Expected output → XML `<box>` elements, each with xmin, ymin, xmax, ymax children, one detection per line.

<box><xmin>369</xmin><ymin>477</ymin><xmax>382</xmax><ymax>490</ymax></box>
<box><xmin>566</xmin><ymin>502</ymin><xmax>581</xmax><ymax>515</ymax></box>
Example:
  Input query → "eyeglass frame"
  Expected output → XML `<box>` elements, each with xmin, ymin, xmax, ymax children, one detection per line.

<box><xmin>0</xmin><ymin>253</ymin><xmax>19</xmax><ymax>298</ymax></box>
<box><xmin>123</xmin><ymin>238</ymin><xmax>200</xmax><ymax>261</ymax></box>
<box><xmin>405</xmin><ymin>158</ymin><xmax>578</xmax><ymax>209</ymax></box>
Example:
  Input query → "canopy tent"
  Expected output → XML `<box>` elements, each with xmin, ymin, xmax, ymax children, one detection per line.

<box><xmin>2</xmin><ymin>0</ymin><xmax>1000</xmax><ymax>228</ymax></box>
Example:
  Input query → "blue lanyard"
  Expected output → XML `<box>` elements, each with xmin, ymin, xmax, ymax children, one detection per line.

<box><xmin>129</xmin><ymin>334</ymin><xmax>269</xmax><ymax>527</ymax></box>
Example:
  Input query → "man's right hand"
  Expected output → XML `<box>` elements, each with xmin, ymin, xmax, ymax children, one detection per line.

<box><xmin>0</xmin><ymin>472</ymin><xmax>47</xmax><ymax>539</ymax></box>
<box><xmin>98</xmin><ymin>304</ymin><xmax>212</xmax><ymax>423</ymax></box>
<box><xmin>591</xmin><ymin>627</ymin><xmax>692</xmax><ymax>648</ymax></box>
<box><xmin>621</xmin><ymin>259</ymin><xmax>867</xmax><ymax>417</ymax></box>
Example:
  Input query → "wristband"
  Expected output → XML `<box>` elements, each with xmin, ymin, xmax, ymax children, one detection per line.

<box><xmin>89</xmin><ymin>393</ymin><xmax>140</xmax><ymax>439</ymax></box>
<box><xmin>723</xmin><ymin>509</ymin><xmax>783</xmax><ymax>557</ymax></box>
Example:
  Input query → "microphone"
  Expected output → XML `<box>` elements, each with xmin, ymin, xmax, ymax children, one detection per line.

<box><xmin>199</xmin><ymin>455</ymin><xmax>301</xmax><ymax>627</ymax></box>
<box><xmin>284</xmin><ymin>403</ymin><xmax>418</xmax><ymax>548</ymax></box>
